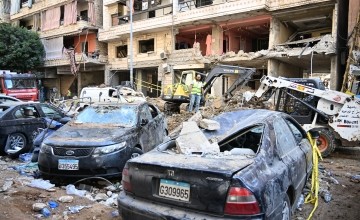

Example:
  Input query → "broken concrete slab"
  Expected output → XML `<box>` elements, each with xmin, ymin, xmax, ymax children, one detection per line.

<box><xmin>176</xmin><ymin>121</ymin><xmax>219</xmax><ymax>154</ymax></box>
<box><xmin>170</xmin><ymin>111</ymin><xmax>203</xmax><ymax>136</ymax></box>
<box><xmin>199</xmin><ymin>119</ymin><xmax>220</xmax><ymax>130</ymax></box>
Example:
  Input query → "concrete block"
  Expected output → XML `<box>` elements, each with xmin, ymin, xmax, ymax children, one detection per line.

<box><xmin>199</xmin><ymin>119</ymin><xmax>220</xmax><ymax>130</ymax></box>
<box><xmin>176</xmin><ymin>121</ymin><xmax>219</xmax><ymax>154</ymax></box>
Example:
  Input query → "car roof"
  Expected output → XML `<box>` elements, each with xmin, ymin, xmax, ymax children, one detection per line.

<box><xmin>90</xmin><ymin>100</ymin><xmax>148</xmax><ymax>107</ymax></box>
<box><xmin>0</xmin><ymin>95</ymin><xmax>22</xmax><ymax>101</ymax></box>
<box><xmin>0</xmin><ymin>101</ymin><xmax>41</xmax><ymax>107</ymax></box>
<box><xmin>204</xmin><ymin>109</ymin><xmax>283</xmax><ymax>140</ymax></box>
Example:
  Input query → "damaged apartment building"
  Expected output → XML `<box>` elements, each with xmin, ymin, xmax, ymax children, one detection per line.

<box><xmin>100</xmin><ymin>0</ymin><xmax>357</xmax><ymax>98</ymax></box>
<box><xmin>0</xmin><ymin>0</ymin><xmax>358</xmax><ymax>98</ymax></box>
<box><xmin>6</xmin><ymin>0</ymin><xmax>107</xmax><ymax>98</ymax></box>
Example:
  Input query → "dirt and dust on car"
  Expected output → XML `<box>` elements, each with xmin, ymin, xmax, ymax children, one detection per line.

<box><xmin>0</xmin><ymin>88</ymin><xmax>359</xmax><ymax>219</ymax></box>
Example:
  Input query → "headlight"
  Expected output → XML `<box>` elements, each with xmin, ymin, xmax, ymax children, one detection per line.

<box><xmin>94</xmin><ymin>142</ymin><xmax>126</xmax><ymax>155</ymax></box>
<box><xmin>40</xmin><ymin>143</ymin><xmax>53</xmax><ymax>154</ymax></box>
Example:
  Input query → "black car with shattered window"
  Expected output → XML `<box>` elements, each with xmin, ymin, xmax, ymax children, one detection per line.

<box><xmin>38</xmin><ymin>101</ymin><xmax>168</xmax><ymax>179</ymax></box>
<box><xmin>0</xmin><ymin>102</ymin><xmax>69</xmax><ymax>157</ymax></box>
<box><xmin>117</xmin><ymin>109</ymin><xmax>313</xmax><ymax>220</ymax></box>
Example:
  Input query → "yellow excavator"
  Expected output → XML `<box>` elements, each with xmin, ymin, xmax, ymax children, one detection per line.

<box><xmin>161</xmin><ymin>64</ymin><xmax>256</xmax><ymax>114</ymax></box>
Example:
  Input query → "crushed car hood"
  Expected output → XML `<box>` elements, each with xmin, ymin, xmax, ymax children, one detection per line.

<box><xmin>44</xmin><ymin>123</ymin><xmax>135</xmax><ymax>147</ymax></box>
<box><xmin>130</xmin><ymin>150</ymin><xmax>255</xmax><ymax>175</ymax></box>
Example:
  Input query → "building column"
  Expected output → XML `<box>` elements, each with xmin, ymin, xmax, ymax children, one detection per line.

<box><xmin>211</xmin><ymin>25</ymin><xmax>223</xmax><ymax>55</ymax></box>
<box><xmin>330</xmin><ymin>56</ymin><xmax>338</xmax><ymax>90</ymax></box>
<box><xmin>136</xmin><ymin>69</ymin><xmax>142</xmax><ymax>92</ymax></box>
<box><xmin>268</xmin><ymin>17</ymin><xmax>297</xmax><ymax>77</ymax></box>
<box><xmin>77</xmin><ymin>72</ymin><xmax>82</xmax><ymax>95</ymax></box>
<box><xmin>104</xmin><ymin>66</ymin><xmax>111</xmax><ymax>85</ymax></box>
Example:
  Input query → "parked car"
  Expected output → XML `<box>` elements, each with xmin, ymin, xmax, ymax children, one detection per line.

<box><xmin>38</xmin><ymin>101</ymin><xmax>168</xmax><ymax>179</ymax></box>
<box><xmin>117</xmin><ymin>109</ymin><xmax>313</xmax><ymax>220</ymax></box>
<box><xmin>0</xmin><ymin>102</ymin><xmax>69</xmax><ymax>157</ymax></box>
<box><xmin>0</xmin><ymin>94</ymin><xmax>22</xmax><ymax>103</ymax></box>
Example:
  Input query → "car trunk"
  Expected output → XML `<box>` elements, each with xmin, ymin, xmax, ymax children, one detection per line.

<box><xmin>126</xmin><ymin>151</ymin><xmax>254</xmax><ymax>215</ymax></box>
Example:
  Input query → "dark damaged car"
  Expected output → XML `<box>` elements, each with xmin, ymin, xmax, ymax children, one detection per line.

<box><xmin>38</xmin><ymin>102</ymin><xmax>167</xmax><ymax>179</ymax></box>
<box><xmin>0</xmin><ymin>102</ymin><xmax>69</xmax><ymax>157</ymax></box>
<box><xmin>118</xmin><ymin>109</ymin><xmax>313</xmax><ymax>220</ymax></box>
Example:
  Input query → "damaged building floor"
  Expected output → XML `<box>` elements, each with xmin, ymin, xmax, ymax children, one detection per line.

<box><xmin>0</xmin><ymin>98</ymin><xmax>359</xmax><ymax>220</ymax></box>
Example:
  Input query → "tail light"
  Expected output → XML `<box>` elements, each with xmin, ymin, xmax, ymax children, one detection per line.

<box><xmin>224</xmin><ymin>187</ymin><xmax>260</xmax><ymax>215</ymax></box>
<box><xmin>122</xmin><ymin>165</ymin><xmax>132</xmax><ymax>192</ymax></box>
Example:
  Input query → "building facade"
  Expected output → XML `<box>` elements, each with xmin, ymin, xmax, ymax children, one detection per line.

<box><xmin>2</xmin><ymin>0</ymin><xmax>359</xmax><ymax>98</ymax></box>
<box><xmin>8</xmin><ymin>0</ymin><xmax>107</xmax><ymax>98</ymax></box>
<box><xmin>99</xmin><ymin>0</ymin><xmax>356</xmax><ymax>98</ymax></box>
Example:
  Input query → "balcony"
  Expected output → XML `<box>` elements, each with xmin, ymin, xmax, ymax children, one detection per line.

<box><xmin>10</xmin><ymin>0</ymin><xmax>71</xmax><ymax>20</ymax></box>
<box><xmin>44</xmin><ymin>53</ymin><xmax>107</xmax><ymax>67</ymax></box>
<box><xmin>39</xmin><ymin>20</ymin><xmax>96</xmax><ymax>39</ymax></box>
<box><xmin>266</xmin><ymin>0</ymin><xmax>334</xmax><ymax>11</ymax></box>
<box><xmin>99</xmin><ymin>4</ymin><xmax>173</xmax><ymax>42</ymax></box>
<box><xmin>175</xmin><ymin>0</ymin><xmax>268</xmax><ymax>24</ymax></box>
<box><xmin>104</xmin><ymin>0</ymin><xmax>119</xmax><ymax>6</ymax></box>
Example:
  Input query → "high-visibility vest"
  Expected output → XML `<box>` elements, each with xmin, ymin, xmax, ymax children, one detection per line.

<box><xmin>191</xmin><ymin>81</ymin><xmax>203</xmax><ymax>95</ymax></box>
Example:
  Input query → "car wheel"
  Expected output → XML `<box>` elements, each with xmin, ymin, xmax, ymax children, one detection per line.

<box><xmin>281</xmin><ymin>195</ymin><xmax>291</xmax><ymax>220</ymax></box>
<box><xmin>4</xmin><ymin>133</ymin><xmax>29</xmax><ymax>158</ymax></box>
<box><xmin>314</xmin><ymin>128</ymin><xmax>336</xmax><ymax>157</ymax></box>
<box><xmin>131</xmin><ymin>148</ymin><xmax>143</xmax><ymax>159</ymax></box>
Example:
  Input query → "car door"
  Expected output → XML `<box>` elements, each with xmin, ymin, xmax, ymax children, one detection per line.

<box><xmin>148</xmin><ymin>104</ymin><xmax>166</xmax><ymax>144</ymax></box>
<box><xmin>11</xmin><ymin>105</ymin><xmax>44</xmax><ymax>142</ymax></box>
<box><xmin>283</xmin><ymin>117</ymin><xmax>313</xmax><ymax>176</ymax></box>
<box><xmin>273</xmin><ymin>117</ymin><xmax>307</xmax><ymax>193</ymax></box>
<box><xmin>138</xmin><ymin>104</ymin><xmax>157</xmax><ymax>152</ymax></box>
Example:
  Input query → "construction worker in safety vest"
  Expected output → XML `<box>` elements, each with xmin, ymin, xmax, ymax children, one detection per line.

<box><xmin>188</xmin><ymin>74</ymin><xmax>203</xmax><ymax>113</ymax></box>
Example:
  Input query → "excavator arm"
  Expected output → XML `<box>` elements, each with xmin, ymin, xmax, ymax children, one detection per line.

<box><xmin>254</xmin><ymin>75</ymin><xmax>360</xmax><ymax>142</ymax></box>
<box><xmin>202</xmin><ymin>65</ymin><xmax>256</xmax><ymax>100</ymax></box>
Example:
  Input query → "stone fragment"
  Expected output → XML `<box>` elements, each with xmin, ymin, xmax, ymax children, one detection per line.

<box><xmin>32</xmin><ymin>203</ymin><xmax>47</xmax><ymax>211</ymax></box>
<box><xmin>199</xmin><ymin>119</ymin><xmax>220</xmax><ymax>130</ymax></box>
<box><xmin>58</xmin><ymin>195</ymin><xmax>74</xmax><ymax>203</ymax></box>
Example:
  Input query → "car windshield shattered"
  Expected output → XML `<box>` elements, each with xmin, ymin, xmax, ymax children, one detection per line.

<box><xmin>74</xmin><ymin>105</ymin><xmax>137</xmax><ymax>127</ymax></box>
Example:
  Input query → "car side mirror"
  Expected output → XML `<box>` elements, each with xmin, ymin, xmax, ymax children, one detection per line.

<box><xmin>140</xmin><ymin>118</ymin><xmax>148</xmax><ymax>126</ymax></box>
<box><xmin>309</xmin><ymin>130</ymin><xmax>320</xmax><ymax>139</ymax></box>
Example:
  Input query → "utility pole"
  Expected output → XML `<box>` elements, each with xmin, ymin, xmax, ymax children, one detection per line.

<box><xmin>130</xmin><ymin>0</ymin><xmax>134</xmax><ymax>87</ymax></box>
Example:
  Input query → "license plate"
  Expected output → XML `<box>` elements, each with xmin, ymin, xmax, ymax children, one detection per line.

<box><xmin>159</xmin><ymin>179</ymin><xmax>190</xmax><ymax>201</ymax></box>
<box><xmin>58</xmin><ymin>159</ymin><xmax>79</xmax><ymax>170</ymax></box>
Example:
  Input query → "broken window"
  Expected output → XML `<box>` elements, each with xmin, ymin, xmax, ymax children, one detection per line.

<box><xmin>139</xmin><ymin>39</ymin><xmax>154</xmax><ymax>53</ymax></box>
<box><xmin>284</xmin><ymin>119</ymin><xmax>304</xmax><ymax>144</ymax></box>
<box><xmin>149</xmin><ymin>10</ymin><xmax>155</xmax><ymax>18</ymax></box>
<box><xmin>195</xmin><ymin>0</ymin><xmax>213</xmax><ymax>7</ymax></box>
<box><xmin>14</xmin><ymin>106</ymin><xmax>40</xmax><ymax>119</ymax></box>
<box><xmin>79</xmin><ymin>10</ymin><xmax>88</xmax><ymax>21</ymax></box>
<box><xmin>139</xmin><ymin>104</ymin><xmax>152</xmax><ymax>122</ymax></box>
<box><xmin>40</xmin><ymin>104</ymin><xmax>63</xmax><ymax>119</ymax></box>
<box><xmin>219</xmin><ymin>125</ymin><xmax>264</xmax><ymax>155</ymax></box>
<box><xmin>252</xmin><ymin>38</ymin><xmax>269</xmax><ymax>51</ymax></box>
<box><xmin>60</xmin><ymin>5</ymin><xmax>64</xmax><ymax>25</ymax></box>
<box><xmin>116</xmin><ymin>45</ymin><xmax>128</xmax><ymax>58</ymax></box>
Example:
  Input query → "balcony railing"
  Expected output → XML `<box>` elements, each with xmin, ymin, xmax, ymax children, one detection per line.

<box><xmin>10</xmin><ymin>0</ymin><xmax>72</xmax><ymax>20</ymax></box>
<box><xmin>112</xmin><ymin>4</ymin><xmax>172</xmax><ymax>27</ymax></box>
<box><xmin>44</xmin><ymin>53</ymin><xmax>107</xmax><ymax>67</ymax></box>
<box><xmin>39</xmin><ymin>20</ymin><xmax>96</xmax><ymax>38</ymax></box>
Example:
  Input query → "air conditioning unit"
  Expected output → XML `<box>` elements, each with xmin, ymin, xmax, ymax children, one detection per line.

<box><xmin>163</xmin><ymin>63</ymin><xmax>171</xmax><ymax>73</ymax></box>
<box><xmin>160</xmin><ymin>51</ymin><xmax>168</xmax><ymax>60</ymax></box>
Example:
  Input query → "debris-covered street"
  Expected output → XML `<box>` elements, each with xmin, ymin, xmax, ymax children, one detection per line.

<box><xmin>0</xmin><ymin>98</ymin><xmax>359</xmax><ymax>220</ymax></box>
